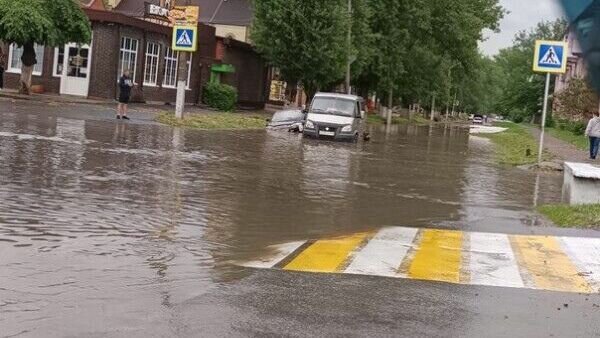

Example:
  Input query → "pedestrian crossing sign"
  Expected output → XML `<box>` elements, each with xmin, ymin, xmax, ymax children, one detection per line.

<box><xmin>172</xmin><ymin>25</ymin><xmax>197</xmax><ymax>52</ymax></box>
<box><xmin>533</xmin><ymin>40</ymin><xmax>568</xmax><ymax>74</ymax></box>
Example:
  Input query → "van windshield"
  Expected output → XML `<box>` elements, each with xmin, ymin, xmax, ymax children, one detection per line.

<box><xmin>310</xmin><ymin>97</ymin><xmax>355</xmax><ymax>117</ymax></box>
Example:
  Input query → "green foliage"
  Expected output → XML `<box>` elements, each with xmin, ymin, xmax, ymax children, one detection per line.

<box><xmin>251</xmin><ymin>0</ymin><xmax>349</xmax><ymax>97</ymax></box>
<box><xmin>555</xmin><ymin>119</ymin><xmax>587</xmax><ymax>136</ymax></box>
<box><xmin>493</xmin><ymin>19</ymin><xmax>568</xmax><ymax>120</ymax></box>
<box><xmin>251</xmin><ymin>0</ymin><xmax>504</xmax><ymax>109</ymax></box>
<box><xmin>203</xmin><ymin>82</ymin><xmax>238</xmax><ymax>111</ymax></box>
<box><xmin>538</xmin><ymin>204</ymin><xmax>600</xmax><ymax>228</ymax></box>
<box><xmin>0</xmin><ymin>0</ymin><xmax>91</xmax><ymax>46</ymax></box>
<box><xmin>157</xmin><ymin>112</ymin><xmax>266</xmax><ymax>130</ymax></box>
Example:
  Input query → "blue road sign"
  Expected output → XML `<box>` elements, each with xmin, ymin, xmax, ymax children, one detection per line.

<box><xmin>172</xmin><ymin>26</ymin><xmax>197</xmax><ymax>52</ymax></box>
<box><xmin>533</xmin><ymin>40</ymin><xmax>568</xmax><ymax>74</ymax></box>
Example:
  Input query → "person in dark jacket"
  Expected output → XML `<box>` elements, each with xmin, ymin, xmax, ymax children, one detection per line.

<box><xmin>117</xmin><ymin>69</ymin><xmax>133</xmax><ymax>120</ymax></box>
<box><xmin>0</xmin><ymin>50</ymin><xmax>5</xmax><ymax>91</ymax></box>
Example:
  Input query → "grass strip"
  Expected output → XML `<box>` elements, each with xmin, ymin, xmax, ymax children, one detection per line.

<box><xmin>481</xmin><ymin>122</ymin><xmax>543</xmax><ymax>165</ymax></box>
<box><xmin>538</xmin><ymin>204</ymin><xmax>600</xmax><ymax>228</ymax></box>
<box><xmin>546</xmin><ymin>127</ymin><xmax>588</xmax><ymax>151</ymax></box>
<box><xmin>157</xmin><ymin>112</ymin><xmax>266</xmax><ymax>130</ymax></box>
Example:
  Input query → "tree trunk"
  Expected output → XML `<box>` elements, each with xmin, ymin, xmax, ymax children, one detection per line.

<box><xmin>387</xmin><ymin>88</ymin><xmax>393</xmax><ymax>125</ymax></box>
<box><xmin>19</xmin><ymin>42</ymin><xmax>37</xmax><ymax>95</ymax></box>
<box><xmin>20</xmin><ymin>65</ymin><xmax>33</xmax><ymax>95</ymax></box>
<box><xmin>304</xmin><ymin>84</ymin><xmax>317</xmax><ymax>106</ymax></box>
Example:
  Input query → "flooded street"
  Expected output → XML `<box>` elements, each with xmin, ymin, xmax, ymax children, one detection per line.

<box><xmin>2</xmin><ymin>100</ymin><xmax>599</xmax><ymax>337</ymax></box>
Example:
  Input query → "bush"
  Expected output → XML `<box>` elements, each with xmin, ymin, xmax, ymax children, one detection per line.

<box><xmin>203</xmin><ymin>82</ymin><xmax>238</xmax><ymax>111</ymax></box>
<box><xmin>556</xmin><ymin>119</ymin><xmax>586</xmax><ymax>135</ymax></box>
<box><xmin>545</xmin><ymin>115</ymin><xmax>555</xmax><ymax>128</ymax></box>
<box><xmin>569</xmin><ymin>121</ymin><xmax>587</xmax><ymax>135</ymax></box>
<box><xmin>557</xmin><ymin>119</ymin><xmax>568</xmax><ymax>130</ymax></box>
<box><xmin>508</xmin><ymin>108</ymin><xmax>527</xmax><ymax>123</ymax></box>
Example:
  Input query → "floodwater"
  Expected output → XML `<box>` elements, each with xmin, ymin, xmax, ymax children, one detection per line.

<box><xmin>0</xmin><ymin>105</ymin><xmax>588</xmax><ymax>336</ymax></box>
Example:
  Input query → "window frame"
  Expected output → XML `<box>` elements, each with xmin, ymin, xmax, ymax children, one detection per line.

<box><xmin>53</xmin><ymin>46</ymin><xmax>65</xmax><ymax>77</ymax></box>
<box><xmin>162</xmin><ymin>47</ymin><xmax>178</xmax><ymax>89</ymax></box>
<box><xmin>7</xmin><ymin>43</ymin><xmax>45</xmax><ymax>76</ymax></box>
<box><xmin>118</xmin><ymin>36</ymin><xmax>139</xmax><ymax>83</ymax></box>
<box><xmin>143</xmin><ymin>41</ymin><xmax>161</xmax><ymax>87</ymax></box>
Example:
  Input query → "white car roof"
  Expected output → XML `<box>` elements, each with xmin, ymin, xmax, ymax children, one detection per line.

<box><xmin>314</xmin><ymin>93</ymin><xmax>362</xmax><ymax>101</ymax></box>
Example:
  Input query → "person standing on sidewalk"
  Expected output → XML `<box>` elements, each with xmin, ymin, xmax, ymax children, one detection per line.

<box><xmin>117</xmin><ymin>69</ymin><xmax>133</xmax><ymax>120</ymax></box>
<box><xmin>585</xmin><ymin>111</ymin><xmax>600</xmax><ymax>159</ymax></box>
<box><xmin>0</xmin><ymin>49</ymin><xmax>5</xmax><ymax>91</ymax></box>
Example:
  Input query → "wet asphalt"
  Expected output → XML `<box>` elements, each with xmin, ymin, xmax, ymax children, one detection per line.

<box><xmin>1</xmin><ymin>98</ymin><xmax>599</xmax><ymax>337</ymax></box>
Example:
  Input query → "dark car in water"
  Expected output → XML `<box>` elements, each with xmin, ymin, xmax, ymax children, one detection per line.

<box><xmin>266</xmin><ymin>109</ymin><xmax>306</xmax><ymax>132</ymax></box>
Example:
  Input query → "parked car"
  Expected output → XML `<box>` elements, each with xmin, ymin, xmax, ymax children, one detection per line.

<box><xmin>266</xmin><ymin>109</ymin><xmax>306</xmax><ymax>132</ymax></box>
<box><xmin>472</xmin><ymin>114</ymin><xmax>484</xmax><ymax>124</ymax></box>
<box><xmin>302</xmin><ymin>93</ymin><xmax>365</xmax><ymax>142</ymax></box>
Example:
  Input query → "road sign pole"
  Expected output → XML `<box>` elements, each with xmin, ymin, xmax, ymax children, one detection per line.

<box><xmin>175</xmin><ymin>52</ymin><xmax>189</xmax><ymax>119</ymax></box>
<box><xmin>537</xmin><ymin>72</ymin><xmax>551</xmax><ymax>164</ymax></box>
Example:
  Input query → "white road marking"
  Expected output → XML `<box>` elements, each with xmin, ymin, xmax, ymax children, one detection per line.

<box><xmin>239</xmin><ymin>226</ymin><xmax>600</xmax><ymax>294</ymax></box>
<box><xmin>344</xmin><ymin>227</ymin><xmax>418</xmax><ymax>277</ymax></box>
<box><xmin>561</xmin><ymin>236</ymin><xmax>600</xmax><ymax>292</ymax></box>
<box><xmin>469</xmin><ymin>232</ymin><xmax>524</xmax><ymax>288</ymax></box>
<box><xmin>241</xmin><ymin>241</ymin><xmax>306</xmax><ymax>268</ymax></box>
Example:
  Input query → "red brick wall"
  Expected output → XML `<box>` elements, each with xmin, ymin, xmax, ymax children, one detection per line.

<box><xmin>89</xmin><ymin>21</ymin><xmax>216</xmax><ymax>104</ymax></box>
<box><xmin>1</xmin><ymin>21</ymin><xmax>220</xmax><ymax>105</ymax></box>
<box><xmin>88</xmin><ymin>22</ymin><xmax>120</xmax><ymax>100</ymax></box>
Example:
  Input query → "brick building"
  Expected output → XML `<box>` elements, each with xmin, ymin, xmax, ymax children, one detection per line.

<box><xmin>1</xmin><ymin>0</ymin><xmax>268</xmax><ymax>108</ymax></box>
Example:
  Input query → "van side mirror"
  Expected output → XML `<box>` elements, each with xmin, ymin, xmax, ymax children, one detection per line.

<box><xmin>360</xmin><ymin>110</ymin><xmax>366</xmax><ymax>119</ymax></box>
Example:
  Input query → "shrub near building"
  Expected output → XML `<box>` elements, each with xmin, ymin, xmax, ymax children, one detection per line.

<box><xmin>203</xmin><ymin>82</ymin><xmax>238</xmax><ymax>111</ymax></box>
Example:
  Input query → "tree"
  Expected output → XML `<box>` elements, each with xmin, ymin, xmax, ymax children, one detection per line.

<box><xmin>251</xmin><ymin>0</ymin><xmax>348</xmax><ymax>100</ymax></box>
<box><xmin>555</xmin><ymin>77</ymin><xmax>598</xmax><ymax>121</ymax></box>
<box><xmin>493</xmin><ymin>19</ymin><xmax>568</xmax><ymax>120</ymax></box>
<box><xmin>0</xmin><ymin>0</ymin><xmax>91</xmax><ymax>94</ymax></box>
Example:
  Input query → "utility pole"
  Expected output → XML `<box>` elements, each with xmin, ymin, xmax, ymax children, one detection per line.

<box><xmin>345</xmin><ymin>0</ymin><xmax>352</xmax><ymax>94</ymax></box>
<box><xmin>537</xmin><ymin>73</ymin><xmax>551</xmax><ymax>164</ymax></box>
<box><xmin>175</xmin><ymin>51</ymin><xmax>189</xmax><ymax>119</ymax></box>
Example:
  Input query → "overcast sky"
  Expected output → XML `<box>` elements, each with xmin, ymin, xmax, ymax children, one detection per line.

<box><xmin>480</xmin><ymin>0</ymin><xmax>566</xmax><ymax>56</ymax></box>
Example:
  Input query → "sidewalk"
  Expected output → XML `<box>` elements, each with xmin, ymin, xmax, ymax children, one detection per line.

<box><xmin>0</xmin><ymin>88</ymin><xmax>112</xmax><ymax>105</ymax></box>
<box><xmin>526</xmin><ymin>125</ymin><xmax>592</xmax><ymax>164</ymax></box>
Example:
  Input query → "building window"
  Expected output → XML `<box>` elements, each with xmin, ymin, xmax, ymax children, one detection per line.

<box><xmin>8</xmin><ymin>43</ymin><xmax>44</xmax><ymax>75</ymax></box>
<box><xmin>53</xmin><ymin>46</ymin><xmax>65</xmax><ymax>77</ymax></box>
<box><xmin>163</xmin><ymin>47</ymin><xmax>178</xmax><ymax>88</ymax></box>
<box><xmin>163</xmin><ymin>49</ymin><xmax>192</xmax><ymax>89</ymax></box>
<box><xmin>118</xmin><ymin>37</ymin><xmax>138</xmax><ymax>81</ymax></box>
<box><xmin>143</xmin><ymin>42</ymin><xmax>160</xmax><ymax>86</ymax></box>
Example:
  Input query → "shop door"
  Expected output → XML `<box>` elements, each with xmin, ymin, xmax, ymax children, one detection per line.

<box><xmin>60</xmin><ymin>43</ymin><xmax>92</xmax><ymax>97</ymax></box>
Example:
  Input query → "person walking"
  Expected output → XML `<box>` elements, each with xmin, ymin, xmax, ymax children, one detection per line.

<box><xmin>117</xmin><ymin>69</ymin><xmax>133</xmax><ymax>120</ymax></box>
<box><xmin>585</xmin><ymin>111</ymin><xmax>600</xmax><ymax>159</ymax></box>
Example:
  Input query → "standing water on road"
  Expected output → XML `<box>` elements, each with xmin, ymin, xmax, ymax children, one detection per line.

<box><xmin>0</xmin><ymin>107</ymin><xmax>568</xmax><ymax>336</ymax></box>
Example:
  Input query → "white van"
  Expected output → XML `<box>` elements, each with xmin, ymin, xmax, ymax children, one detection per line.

<box><xmin>302</xmin><ymin>93</ymin><xmax>365</xmax><ymax>141</ymax></box>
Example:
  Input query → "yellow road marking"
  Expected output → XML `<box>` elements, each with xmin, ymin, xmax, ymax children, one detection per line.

<box><xmin>511</xmin><ymin>235</ymin><xmax>592</xmax><ymax>293</ymax></box>
<box><xmin>283</xmin><ymin>233</ymin><xmax>370</xmax><ymax>272</ymax></box>
<box><xmin>408</xmin><ymin>229</ymin><xmax>463</xmax><ymax>283</ymax></box>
